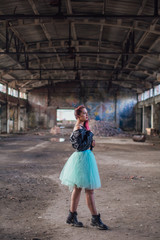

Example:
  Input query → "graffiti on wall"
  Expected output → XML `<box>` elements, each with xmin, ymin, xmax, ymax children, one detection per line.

<box><xmin>28</xmin><ymin>87</ymin><xmax>137</xmax><ymax>130</ymax></box>
<box><xmin>117</xmin><ymin>95</ymin><xmax>137</xmax><ymax>130</ymax></box>
<box><xmin>86</xmin><ymin>101</ymin><xmax>115</xmax><ymax>121</ymax></box>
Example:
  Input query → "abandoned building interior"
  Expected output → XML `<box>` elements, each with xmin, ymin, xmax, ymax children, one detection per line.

<box><xmin>0</xmin><ymin>1</ymin><xmax>160</xmax><ymax>240</ymax></box>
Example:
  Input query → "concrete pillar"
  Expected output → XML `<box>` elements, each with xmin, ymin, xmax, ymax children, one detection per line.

<box><xmin>114</xmin><ymin>93</ymin><xmax>117</xmax><ymax>124</ymax></box>
<box><xmin>6</xmin><ymin>102</ymin><xmax>10</xmax><ymax>133</ymax></box>
<box><xmin>17</xmin><ymin>105</ymin><xmax>20</xmax><ymax>131</ymax></box>
<box><xmin>47</xmin><ymin>106</ymin><xmax>56</xmax><ymax>128</ymax></box>
<box><xmin>54</xmin><ymin>107</ymin><xmax>57</xmax><ymax>125</ymax></box>
<box><xmin>142</xmin><ymin>106</ymin><xmax>149</xmax><ymax>133</ymax></box>
<box><xmin>0</xmin><ymin>104</ymin><xmax>1</xmax><ymax>132</ymax></box>
<box><xmin>151</xmin><ymin>104</ymin><xmax>154</xmax><ymax>128</ymax></box>
<box><xmin>136</xmin><ymin>106</ymin><xmax>142</xmax><ymax>132</ymax></box>
<box><xmin>153</xmin><ymin>103</ymin><xmax>160</xmax><ymax>131</ymax></box>
<box><xmin>5</xmin><ymin>84</ymin><xmax>10</xmax><ymax>133</ymax></box>
<box><xmin>135</xmin><ymin>105</ymin><xmax>138</xmax><ymax>131</ymax></box>
<box><xmin>17</xmin><ymin>91</ymin><xmax>20</xmax><ymax>131</ymax></box>
<box><xmin>142</xmin><ymin>106</ymin><xmax>145</xmax><ymax>133</ymax></box>
<box><xmin>158</xmin><ymin>104</ymin><xmax>160</xmax><ymax>131</ymax></box>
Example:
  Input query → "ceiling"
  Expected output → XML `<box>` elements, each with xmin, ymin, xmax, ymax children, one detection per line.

<box><xmin>0</xmin><ymin>0</ymin><xmax>160</xmax><ymax>93</ymax></box>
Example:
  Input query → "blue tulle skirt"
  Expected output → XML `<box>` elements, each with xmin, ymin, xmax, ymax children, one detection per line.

<box><xmin>59</xmin><ymin>149</ymin><xmax>101</xmax><ymax>191</ymax></box>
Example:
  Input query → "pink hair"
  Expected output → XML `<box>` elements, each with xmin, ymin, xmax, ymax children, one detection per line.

<box><xmin>74</xmin><ymin>105</ymin><xmax>85</xmax><ymax>119</ymax></box>
<box><xmin>74</xmin><ymin>105</ymin><xmax>90</xmax><ymax>130</ymax></box>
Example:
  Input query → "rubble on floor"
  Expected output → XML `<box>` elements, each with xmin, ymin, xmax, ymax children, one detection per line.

<box><xmin>50</xmin><ymin>126</ymin><xmax>61</xmax><ymax>135</ymax></box>
<box><xmin>146</xmin><ymin>128</ymin><xmax>159</xmax><ymax>136</ymax></box>
<box><xmin>50</xmin><ymin>125</ymin><xmax>72</xmax><ymax>135</ymax></box>
<box><xmin>34</xmin><ymin>132</ymin><xmax>46</xmax><ymax>136</ymax></box>
<box><xmin>89</xmin><ymin>120</ymin><xmax>130</xmax><ymax>137</ymax></box>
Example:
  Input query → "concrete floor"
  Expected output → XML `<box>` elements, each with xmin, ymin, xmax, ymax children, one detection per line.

<box><xmin>0</xmin><ymin>131</ymin><xmax>160</xmax><ymax>240</ymax></box>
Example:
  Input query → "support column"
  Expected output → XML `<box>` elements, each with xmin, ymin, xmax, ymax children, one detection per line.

<box><xmin>142</xmin><ymin>106</ymin><xmax>145</xmax><ymax>133</ymax></box>
<box><xmin>17</xmin><ymin>90</ymin><xmax>20</xmax><ymax>131</ymax></box>
<box><xmin>153</xmin><ymin>103</ymin><xmax>160</xmax><ymax>131</ymax></box>
<box><xmin>151</xmin><ymin>104</ymin><xmax>154</xmax><ymax>129</ymax></box>
<box><xmin>0</xmin><ymin>103</ymin><xmax>1</xmax><ymax>133</ymax></box>
<box><xmin>6</xmin><ymin>102</ymin><xmax>10</xmax><ymax>133</ymax></box>
<box><xmin>143</xmin><ymin>106</ymin><xmax>150</xmax><ymax>133</ymax></box>
<box><xmin>17</xmin><ymin>105</ymin><xmax>20</xmax><ymax>131</ymax></box>
<box><xmin>135</xmin><ymin>105</ymin><xmax>138</xmax><ymax>131</ymax></box>
<box><xmin>114</xmin><ymin>92</ymin><xmax>117</xmax><ymax>124</ymax></box>
<box><xmin>135</xmin><ymin>106</ymin><xmax>143</xmax><ymax>132</ymax></box>
<box><xmin>6</xmin><ymin>84</ymin><xmax>10</xmax><ymax>133</ymax></box>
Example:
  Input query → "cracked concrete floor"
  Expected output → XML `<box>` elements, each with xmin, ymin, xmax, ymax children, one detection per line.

<box><xmin>0</xmin><ymin>131</ymin><xmax>160</xmax><ymax>240</ymax></box>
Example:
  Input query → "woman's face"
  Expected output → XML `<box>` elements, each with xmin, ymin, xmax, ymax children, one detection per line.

<box><xmin>78</xmin><ymin>108</ymin><xmax>88</xmax><ymax>122</ymax></box>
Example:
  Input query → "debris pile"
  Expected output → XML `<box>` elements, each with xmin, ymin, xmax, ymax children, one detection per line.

<box><xmin>146</xmin><ymin>128</ymin><xmax>159</xmax><ymax>136</ymax></box>
<box><xmin>50</xmin><ymin>125</ymin><xmax>72</xmax><ymax>135</ymax></box>
<box><xmin>34</xmin><ymin>132</ymin><xmax>46</xmax><ymax>136</ymax></box>
<box><xmin>50</xmin><ymin>126</ymin><xmax>60</xmax><ymax>135</ymax></box>
<box><xmin>89</xmin><ymin>120</ymin><xmax>128</xmax><ymax>137</ymax></box>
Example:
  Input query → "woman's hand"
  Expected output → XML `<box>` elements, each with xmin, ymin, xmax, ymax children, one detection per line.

<box><xmin>92</xmin><ymin>140</ymin><xmax>95</xmax><ymax>147</ymax></box>
<box><xmin>84</xmin><ymin>120</ymin><xmax>90</xmax><ymax>130</ymax></box>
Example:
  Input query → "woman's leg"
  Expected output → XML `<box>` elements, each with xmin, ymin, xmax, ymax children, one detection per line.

<box><xmin>85</xmin><ymin>189</ymin><xmax>97</xmax><ymax>215</ymax></box>
<box><xmin>67</xmin><ymin>186</ymin><xmax>83</xmax><ymax>227</ymax></box>
<box><xmin>85</xmin><ymin>189</ymin><xmax>108</xmax><ymax>230</ymax></box>
<box><xmin>70</xmin><ymin>186</ymin><xmax>82</xmax><ymax>212</ymax></box>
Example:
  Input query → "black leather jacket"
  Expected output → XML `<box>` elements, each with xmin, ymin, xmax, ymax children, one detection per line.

<box><xmin>70</xmin><ymin>126</ymin><xmax>94</xmax><ymax>151</ymax></box>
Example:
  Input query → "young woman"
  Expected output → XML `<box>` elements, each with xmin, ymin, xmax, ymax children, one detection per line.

<box><xmin>59</xmin><ymin>105</ymin><xmax>108</xmax><ymax>230</ymax></box>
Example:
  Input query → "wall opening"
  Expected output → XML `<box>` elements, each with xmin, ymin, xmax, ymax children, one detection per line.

<box><xmin>56</xmin><ymin>109</ymin><xmax>76</xmax><ymax>126</ymax></box>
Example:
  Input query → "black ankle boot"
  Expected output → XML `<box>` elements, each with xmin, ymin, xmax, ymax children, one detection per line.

<box><xmin>66</xmin><ymin>211</ymin><xmax>83</xmax><ymax>227</ymax></box>
<box><xmin>91</xmin><ymin>213</ymin><xmax>108</xmax><ymax>230</ymax></box>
